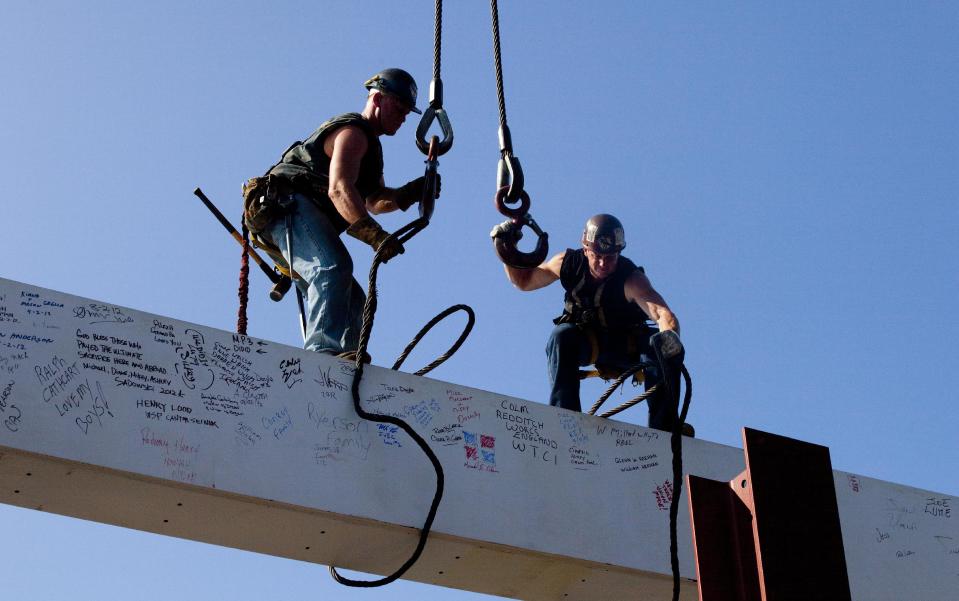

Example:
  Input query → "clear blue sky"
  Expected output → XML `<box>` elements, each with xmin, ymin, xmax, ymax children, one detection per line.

<box><xmin>2</xmin><ymin>2</ymin><xmax>956</xmax><ymax>599</ymax></box>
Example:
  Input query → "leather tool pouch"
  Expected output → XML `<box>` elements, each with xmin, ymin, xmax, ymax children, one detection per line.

<box><xmin>242</xmin><ymin>174</ymin><xmax>286</xmax><ymax>234</ymax></box>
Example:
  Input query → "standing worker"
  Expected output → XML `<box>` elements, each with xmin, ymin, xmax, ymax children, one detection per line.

<box><xmin>495</xmin><ymin>214</ymin><xmax>684</xmax><ymax>432</ymax></box>
<box><xmin>247</xmin><ymin>68</ymin><xmax>438</xmax><ymax>359</ymax></box>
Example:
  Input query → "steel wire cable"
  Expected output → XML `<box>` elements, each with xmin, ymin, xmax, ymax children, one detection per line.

<box><xmin>432</xmin><ymin>0</ymin><xmax>443</xmax><ymax>80</ymax></box>
<box><xmin>585</xmin><ymin>362</ymin><xmax>654</xmax><ymax>416</ymax></box>
<box><xmin>329</xmin><ymin>220</ymin><xmax>441</xmax><ymax>588</ymax></box>
<box><xmin>598</xmin><ymin>384</ymin><xmax>660</xmax><ymax>420</ymax></box>
<box><xmin>489</xmin><ymin>0</ymin><xmax>509</xmax><ymax>139</ymax></box>
<box><xmin>585</xmin><ymin>357</ymin><xmax>692</xmax><ymax>601</ymax></box>
<box><xmin>329</xmin><ymin>209</ymin><xmax>472</xmax><ymax>587</ymax></box>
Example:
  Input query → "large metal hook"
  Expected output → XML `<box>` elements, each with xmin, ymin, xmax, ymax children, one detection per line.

<box><xmin>415</xmin><ymin>78</ymin><xmax>454</xmax><ymax>156</ymax></box>
<box><xmin>418</xmin><ymin>137</ymin><xmax>440</xmax><ymax>221</ymax></box>
<box><xmin>493</xmin><ymin>183</ymin><xmax>530</xmax><ymax>218</ymax></box>
<box><xmin>491</xmin><ymin>211</ymin><xmax>549</xmax><ymax>269</ymax></box>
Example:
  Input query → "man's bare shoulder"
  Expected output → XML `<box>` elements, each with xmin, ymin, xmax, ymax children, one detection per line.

<box><xmin>325</xmin><ymin>124</ymin><xmax>369</xmax><ymax>157</ymax></box>
<box><xmin>539</xmin><ymin>249</ymin><xmax>566</xmax><ymax>278</ymax></box>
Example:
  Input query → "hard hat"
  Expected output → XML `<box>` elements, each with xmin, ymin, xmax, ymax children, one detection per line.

<box><xmin>582</xmin><ymin>214</ymin><xmax>626</xmax><ymax>253</ymax></box>
<box><xmin>364</xmin><ymin>68</ymin><xmax>421</xmax><ymax>114</ymax></box>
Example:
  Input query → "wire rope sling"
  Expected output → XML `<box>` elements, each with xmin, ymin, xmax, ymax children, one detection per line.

<box><xmin>487</xmin><ymin>0</ymin><xmax>549</xmax><ymax>268</ymax></box>
<box><xmin>327</xmin><ymin>0</ymin><xmax>465</xmax><ymax>589</ymax></box>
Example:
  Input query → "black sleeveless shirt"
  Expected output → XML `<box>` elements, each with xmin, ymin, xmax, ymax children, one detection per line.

<box><xmin>556</xmin><ymin>248</ymin><xmax>652</xmax><ymax>333</ymax></box>
<box><xmin>269</xmin><ymin>113</ymin><xmax>384</xmax><ymax>233</ymax></box>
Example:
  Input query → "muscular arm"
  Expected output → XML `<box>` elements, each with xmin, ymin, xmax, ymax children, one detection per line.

<box><xmin>324</xmin><ymin>126</ymin><xmax>371</xmax><ymax>225</ymax></box>
<box><xmin>624</xmin><ymin>270</ymin><xmax>680</xmax><ymax>334</ymax></box>
<box><xmin>504</xmin><ymin>251</ymin><xmax>565</xmax><ymax>291</ymax></box>
<box><xmin>365</xmin><ymin>178</ymin><xmax>403</xmax><ymax>215</ymax></box>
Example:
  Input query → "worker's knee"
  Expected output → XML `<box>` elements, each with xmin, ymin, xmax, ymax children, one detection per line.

<box><xmin>546</xmin><ymin>323</ymin><xmax>583</xmax><ymax>355</ymax></box>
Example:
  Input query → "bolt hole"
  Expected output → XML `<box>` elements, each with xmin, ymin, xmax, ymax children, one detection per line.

<box><xmin>454</xmin><ymin>556</ymin><xmax>461</xmax><ymax>560</ymax></box>
<box><xmin>163</xmin><ymin>519</ymin><xmax>169</xmax><ymax>523</ymax></box>
<box><xmin>320</xmin><ymin>530</ymin><xmax>326</xmax><ymax>534</ymax></box>
<box><xmin>305</xmin><ymin>546</ymin><xmax>311</xmax><ymax>550</ymax></box>
<box><xmin>14</xmin><ymin>490</ymin><xmax>19</xmax><ymax>494</ymax></box>
<box><xmin>26</xmin><ymin>473</ymin><xmax>32</xmax><ymax>477</ymax></box>
<box><xmin>177</xmin><ymin>502</ymin><xmax>183</xmax><ymax>507</ymax></box>
<box><xmin>581</xmin><ymin>579</ymin><xmax>586</xmax><ymax>583</ymax></box>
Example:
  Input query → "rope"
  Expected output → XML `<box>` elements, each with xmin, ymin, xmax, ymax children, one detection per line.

<box><xmin>584</xmin><ymin>356</ymin><xmax>692</xmax><ymax>600</ymax></box>
<box><xmin>585</xmin><ymin>362</ymin><xmax>652</xmax><ymax>416</ymax></box>
<box><xmin>433</xmin><ymin>0</ymin><xmax>443</xmax><ymax>81</ymax></box>
<box><xmin>330</xmin><ymin>8</ymin><xmax>458</xmax><ymax>583</ymax></box>
<box><xmin>329</xmin><ymin>217</ymin><xmax>472</xmax><ymax>588</ymax></box>
<box><xmin>236</xmin><ymin>221</ymin><xmax>250</xmax><ymax>335</ymax></box>
<box><xmin>666</xmin><ymin>366</ymin><xmax>692</xmax><ymax>601</ymax></box>
<box><xmin>598</xmin><ymin>384</ymin><xmax>659</xmax><ymax>419</ymax></box>
<box><xmin>489</xmin><ymin>0</ymin><xmax>509</xmax><ymax>146</ymax></box>
<box><xmin>392</xmin><ymin>304</ymin><xmax>475</xmax><ymax>376</ymax></box>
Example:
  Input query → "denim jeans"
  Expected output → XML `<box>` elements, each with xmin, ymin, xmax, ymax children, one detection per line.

<box><xmin>264</xmin><ymin>193</ymin><xmax>364</xmax><ymax>354</ymax></box>
<box><xmin>546</xmin><ymin>323</ymin><xmax>678</xmax><ymax>431</ymax></box>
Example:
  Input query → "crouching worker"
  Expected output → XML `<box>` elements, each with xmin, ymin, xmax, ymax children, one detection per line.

<box><xmin>243</xmin><ymin>68</ymin><xmax>438</xmax><ymax>360</ymax></box>
<box><xmin>495</xmin><ymin>214</ymin><xmax>684</xmax><ymax>432</ymax></box>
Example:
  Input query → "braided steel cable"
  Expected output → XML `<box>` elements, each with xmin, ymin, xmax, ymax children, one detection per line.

<box><xmin>329</xmin><ymin>219</ymin><xmax>474</xmax><ymax>588</ymax></box>
<box><xmin>433</xmin><ymin>0</ymin><xmax>443</xmax><ymax>80</ymax></box>
<box><xmin>598</xmin><ymin>384</ymin><xmax>660</xmax><ymax>419</ymax></box>
<box><xmin>667</xmin><ymin>365</ymin><xmax>693</xmax><ymax>601</ymax></box>
<box><xmin>585</xmin><ymin>363</ymin><xmax>653</xmax><ymax>416</ymax></box>
<box><xmin>392</xmin><ymin>304</ymin><xmax>475</xmax><ymax>376</ymax></box>
<box><xmin>584</xmin><ymin>355</ymin><xmax>693</xmax><ymax>600</ymax></box>
<box><xmin>489</xmin><ymin>0</ymin><xmax>509</xmax><ymax>141</ymax></box>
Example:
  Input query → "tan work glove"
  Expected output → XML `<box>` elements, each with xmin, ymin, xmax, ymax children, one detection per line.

<box><xmin>346</xmin><ymin>216</ymin><xmax>405</xmax><ymax>263</ymax></box>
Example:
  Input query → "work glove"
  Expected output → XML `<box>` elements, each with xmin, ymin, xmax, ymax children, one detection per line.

<box><xmin>650</xmin><ymin>330</ymin><xmax>684</xmax><ymax>362</ymax></box>
<box><xmin>489</xmin><ymin>218</ymin><xmax>521</xmax><ymax>241</ymax></box>
<box><xmin>396</xmin><ymin>174</ymin><xmax>441</xmax><ymax>211</ymax></box>
<box><xmin>346</xmin><ymin>216</ymin><xmax>405</xmax><ymax>263</ymax></box>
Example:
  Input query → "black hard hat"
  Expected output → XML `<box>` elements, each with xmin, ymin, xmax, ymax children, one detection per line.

<box><xmin>582</xmin><ymin>214</ymin><xmax>626</xmax><ymax>253</ymax></box>
<box><xmin>364</xmin><ymin>68</ymin><xmax>421</xmax><ymax>114</ymax></box>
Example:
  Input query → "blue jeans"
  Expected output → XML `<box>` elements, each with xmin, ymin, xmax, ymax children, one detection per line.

<box><xmin>546</xmin><ymin>323</ymin><xmax>678</xmax><ymax>431</ymax></box>
<box><xmin>264</xmin><ymin>194</ymin><xmax>364</xmax><ymax>354</ymax></box>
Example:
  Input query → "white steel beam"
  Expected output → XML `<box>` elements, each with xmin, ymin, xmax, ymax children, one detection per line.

<box><xmin>0</xmin><ymin>277</ymin><xmax>955</xmax><ymax>600</ymax></box>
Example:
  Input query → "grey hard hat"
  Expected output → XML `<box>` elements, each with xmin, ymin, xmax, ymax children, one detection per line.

<box><xmin>364</xmin><ymin>68</ymin><xmax>421</xmax><ymax>114</ymax></box>
<box><xmin>582</xmin><ymin>214</ymin><xmax>626</xmax><ymax>253</ymax></box>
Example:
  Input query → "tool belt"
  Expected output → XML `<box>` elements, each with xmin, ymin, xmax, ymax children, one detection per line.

<box><xmin>239</xmin><ymin>174</ymin><xmax>303</xmax><ymax>280</ymax></box>
<box><xmin>242</xmin><ymin>173</ymin><xmax>287</xmax><ymax>234</ymax></box>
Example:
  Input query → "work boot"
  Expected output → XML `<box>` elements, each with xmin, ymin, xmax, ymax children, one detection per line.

<box><xmin>336</xmin><ymin>350</ymin><xmax>372</xmax><ymax>364</ymax></box>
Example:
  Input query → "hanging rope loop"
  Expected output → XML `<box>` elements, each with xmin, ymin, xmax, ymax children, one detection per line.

<box><xmin>488</xmin><ymin>0</ymin><xmax>547</xmax><ymax>264</ymax></box>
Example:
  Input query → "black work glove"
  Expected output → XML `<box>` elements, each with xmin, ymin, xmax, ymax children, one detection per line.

<box><xmin>346</xmin><ymin>216</ymin><xmax>405</xmax><ymax>263</ymax></box>
<box><xmin>650</xmin><ymin>330</ymin><xmax>684</xmax><ymax>362</ymax></box>
<box><xmin>396</xmin><ymin>174</ymin><xmax>441</xmax><ymax>211</ymax></box>
<box><xmin>489</xmin><ymin>218</ymin><xmax>521</xmax><ymax>241</ymax></box>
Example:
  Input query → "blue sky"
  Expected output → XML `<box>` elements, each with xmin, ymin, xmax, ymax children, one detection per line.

<box><xmin>1</xmin><ymin>2</ymin><xmax>956</xmax><ymax>599</ymax></box>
